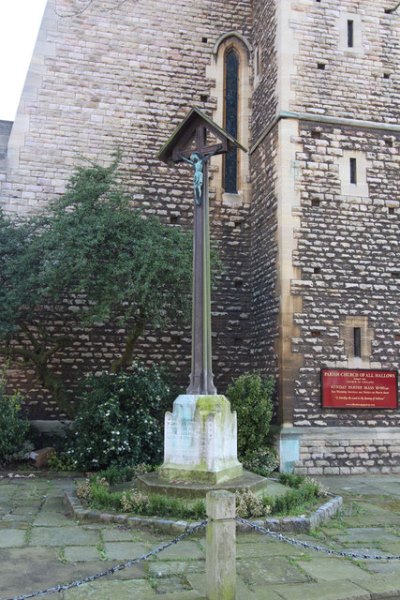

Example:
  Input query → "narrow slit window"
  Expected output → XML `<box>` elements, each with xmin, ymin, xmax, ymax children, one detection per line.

<box><xmin>347</xmin><ymin>20</ymin><xmax>354</xmax><ymax>48</ymax></box>
<box><xmin>354</xmin><ymin>327</ymin><xmax>361</xmax><ymax>357</ymax></box>
<box><xmin>224</xmin><ymin>49</ymin><xmax>239</xmax><ymax>194</ymax></box>
<box><xmin>350</xmin><ymin>157</ymin><xmax>357</xmax><ymax>184</ymax></box>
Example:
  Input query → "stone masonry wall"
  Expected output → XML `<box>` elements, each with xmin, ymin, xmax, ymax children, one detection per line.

<box><xmin>292</xmin><ymin>120</ymin><xmax>400</xmax><ymax>428</ymax></box>
<box><xmin>0</xmin><ymin>121</ymin><xmax>12</xmax><ymax>160</ymax></box>
<box><xmin>0</xmin><ymin>0</ymin><xmax>253</xmax><ymax>418</ymax></box>
<box><xmin>290</xmin><ymin>0</ymin><xmax>400</xmax><ymax>123</ymax></box>
<box><xmin>251</xmin><ymin>0</ymin><xmax>278</xmax><ymax>141</ymax></box>
<box><xmin>294</xmin><ymin>428</ymin><xmax>400</xmax><ymax>476</ymax></box>
<box><xmin>282</xmin><ymin>0</ymin><xmax>400</xmax><ymax>444</ymax></box>
<box><xmin>250</xmin><ymin>130</ymin><xmax>279</xmax><ymax>379</ymax></box>
<box><xmin>249</xmin><ymin>0</ymin><xmax>279</xmax><ymax>384</ymax></box>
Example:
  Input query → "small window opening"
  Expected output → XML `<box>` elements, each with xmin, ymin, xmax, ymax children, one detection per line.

<box><xmin>311</xmin><ymin>130</ymin><xmax>322</xmax><ymax>139</ymax></box>
<box><xmin>234</xmin><ymin>279</ymin><xmax>243</xmax><ymax>289</ymax></box>
<box><xmin>202</xmin><ymin>37</ymin><xmax>208</xmax><ymax>43</ymax></box>
<box><xmin>171</xmin><ymin>335</ymin><xmax>182</xmax><ymax>344</ymax></box>
<box><xmin>317</xmin><ymin>63</ymin><xmax>326</xmax><ymax>70</ymax></box>
<box><xmin>200</xmin><ymin>94</ymin><xmax>208</xmax><ymax>102</ymax></box>
<box><xmin>384</xmin><ymin>72</ymin><xmax>391</xmax><ymax>79</ymax></box>
<box><xmin>170</xmin><ymin>215</ymin><xmax>179</xmax><ymax>224</ymax></box>
<box><xmin>385</xmin><ymin>138</ymin><xmax>394</xmax><ymax>147</ymax></box>
<box><xmin>312</xmin><ymin>198</ymin><xmax>321</xmax><ymax>207</ymax></box>
<box><xmin>350</xmin><ymin>157</ymin><xmax>357</xmax><ymax>184</ymax></box>
<box><xmin>347</xmin><ymin>20</ymin><xmax>354</xmax><ymax>48</ymax></box>
<box><xmin>389</xmin><ymin>207</ymin><xmax>395</xmax><ymax>215</ymax></box>
<box><xmin>311</xmin><ymin>330</ymin><xmax>321</xmax><ymax>337</ymax></box>
<box><xmin>391</xmin><ymin>272</ymin><xmax>400</xmax><ymax>279</ymax></box>
<box><xmin>353</xmin><ymin>327</ymin><xmax>362</xmax><ymax>357</ymax></box>
<box><xmin>314</xmin><ymin>267</ymin><xmax>321</xmax><ymax>274</ymax></box>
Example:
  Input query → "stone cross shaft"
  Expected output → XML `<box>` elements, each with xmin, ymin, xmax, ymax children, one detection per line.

<box><xmin>157</xmin><ymin>107</ymin><xmax>246</xmax><ymax>397</ymax></box>
<box><xmin>185</xmin><ymin>125</ymin><xmax>217</xmax><ymax>395</ymax></box>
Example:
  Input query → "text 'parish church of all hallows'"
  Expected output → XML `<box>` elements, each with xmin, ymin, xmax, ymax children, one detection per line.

<box><xmin>1</xmin><ymin>0</ymin><xmax>400</xmax><ymax>475</ymax></box>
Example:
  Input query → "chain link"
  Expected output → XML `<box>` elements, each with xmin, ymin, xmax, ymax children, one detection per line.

<box><xmin>237</xmin><ymin>516</ymin><xmax>400</xmax><ymax>561</ymax></box>
<box><xmin>2</xmin><ymin>521</ymin><xmax>207</xmax><ymax>600</ymax></box>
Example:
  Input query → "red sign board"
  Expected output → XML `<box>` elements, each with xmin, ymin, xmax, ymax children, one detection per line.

<box><xmin>321</xmin><ymin>369</ymin><xmax>398</xmax><ymax>409</ymax></box>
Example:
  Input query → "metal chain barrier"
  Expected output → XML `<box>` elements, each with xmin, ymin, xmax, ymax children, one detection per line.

<box><xmin>2</xmin><ymin>521</ymin><xmax>207</xmax><ymax>600</ymax></box>
<box><xmin>237</xmin><ymin>516</ymin><xmax>400</xmax><ymax>561</ymax></box>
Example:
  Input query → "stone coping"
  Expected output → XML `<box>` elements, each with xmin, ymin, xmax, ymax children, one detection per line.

<box><xmin>63</xmin><ymin>489</ymin><xmax>342</xmax><ymax>535</ymax></box>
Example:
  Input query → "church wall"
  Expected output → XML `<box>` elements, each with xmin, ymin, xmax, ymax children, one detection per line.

<box><xmin>289</xmin><ymin>0</ymin><xmax>400</xmax><ymax>123</ymax></box>
<box><xmin>293</xmin><ymin>120</ymin><xmax>400</xmax><ymax>429</ymax></box>
<box><xmin>246</xmin><ymin>0</ymin><xmax>282</xmax><ymax>417</ymax></box>
<box><xmin>251</xmin><ymin>0</ymin><xmax>278</xmax><ymax>141</ymax></box>
<box><xmin>249</xmin><ymin>129</ymin><xmax>279</xmax><ymax>380</ymax></box>
<box><xmin>0</xmin><ymin>0</ymin><xmax>253</xmax><ymax>418</ymax></box>
<box><xmin>278</xmin><ymin>0</ymin><xmax>400</xmax><ymax>473</ymax></box>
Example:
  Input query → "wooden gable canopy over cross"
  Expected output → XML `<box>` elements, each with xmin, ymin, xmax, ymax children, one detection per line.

<box><xmin>157</xmin><ymin>106</ymin><xmax>246</xmax><ymax>165</ymax></box>
<box><xmin>157</xmin><ymin>107</ymin><xmax>247</xmax><ymax>396</ymax></box>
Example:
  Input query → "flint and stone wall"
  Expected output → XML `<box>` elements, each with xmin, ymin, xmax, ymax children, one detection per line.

<box><xmin>277</xmin><ymin>0</ymin><xmax>400</xmax><ymax>473</ymax></box>
<box><xmin>0</xmin><ymin>0</ymin><xmax>253</xmax><ymax>418</ymax></box>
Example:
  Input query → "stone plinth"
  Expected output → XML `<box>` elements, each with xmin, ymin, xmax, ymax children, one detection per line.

<box><xmin>137</xmin><ymin>469</ymin><xmax>268</xmax><ymax>499</ymax></box>
<box><xmin>159</xmin><ymin>394</ymin><xmax>242</xmax><ymax>484</ymax></box>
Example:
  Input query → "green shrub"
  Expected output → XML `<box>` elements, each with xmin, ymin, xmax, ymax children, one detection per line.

<box><xmin>78</xmin><ymin>478</ymin><xmax>206</xmax><ymax>519</ymax></box>
<box><xmin>278</xmin><ymin>472</ymin><xmax>305</xmax><ymax>489</ymax></box>
<box><xmin>241</xmin><ymin>448</ymin><xmax>279</xmax><ymax>477</ymax></box>
<box><xmin>47</xmin><ymin>451</ymin><xmax>77</xmax><ymax>472</ymax></box>
<box><xmin>236</xmin><ymin>489</ymin><xmax>271</xmax><ymax>518</ymax></box>
<box><xmin>226</xmin><ymin>373</ymin><xmax>274</xmax><ymax>459</ymax></box>
<box><xmin>0</xmin><ymin>384</ymin><xmax>30</xmax><ymax>464</ymax></box>
<box><xmin>69</xmin><ymin>363</ymin><xmax>173</xmax><ymax>470</ymax></box>
<box><xmin>262</xmin><ymin>479</ymin><xmax>322</xmax><ymax>515</ymax></box>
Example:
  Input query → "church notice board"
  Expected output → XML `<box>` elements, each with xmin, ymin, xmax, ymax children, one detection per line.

<box><xmin>321</xmin><ymin>369</ymin><xmax>398</xmax><ymax>409</ymax></box>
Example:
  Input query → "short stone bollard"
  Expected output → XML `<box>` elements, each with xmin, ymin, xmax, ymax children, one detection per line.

<box><xmin>206</xmin><ymin>490</ymin><xmax>236</xmax><ymax>600</ymax></box>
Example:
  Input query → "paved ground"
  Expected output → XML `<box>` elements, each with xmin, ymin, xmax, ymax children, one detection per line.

<box><xmin>2</xmin><ymin>475</ymin><xmax>400</xmax><ymax>599</ymax></box>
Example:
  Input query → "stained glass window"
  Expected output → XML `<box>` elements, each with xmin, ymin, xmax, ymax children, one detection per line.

<box><xmin>224</xmin><ymin>49</ymin><xmax>239</xmax><ymax>194</ymax></box>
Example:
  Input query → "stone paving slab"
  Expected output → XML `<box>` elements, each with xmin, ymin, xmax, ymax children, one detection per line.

<box><xmin>62</xmin><ymin>578</ymin><xmax>154</xmax><ymax>599</ymax></box>
<box><xmin>156</xmin><ymin>539</ymin><xmax>204</xmax><ymax>560</ymax></box>
<box><xmin>354</xmin><ymin>573</ymin><xmax>400</xmax><ymax>599</ymax></box>
<box><xmin>0</xmin><ymin>528</ymin><xmax>26</xmax><ymax>547</ymax></box>
<box><xmin>148</xmin><ymin>559</ymin><xmax>205</xmax><ymax>577</ymax></box>
<box><xmin>331</xmin><ymin>527</ymin><xmax>400</xmax><ymax>544</ymax></box>
<box><xmin>103</xmin><ymin>541</ymin><xmax>150</xmax><ymax>560</ymax></box>
<box><xmin>295</xmin><ymin>556</ymin><xmax>374</xmax><ymax>582</ymax></box>
<box><xmin>63</xmin><ymin>545</ymin><xmax>102</xmax><ymax>562</ymax></box>
<box><xmin>237</xmin><ymin>556</ymin><xmax>310</xmax><ymax>585</ymax></box>
<box><xmin>272</xmin><ymin>581</ymin><xmax>372</xmax><ymax>600</ymax></box>
<box><xmin>30</xmin><ymin>525</ymin><xmax>101</xmax><ymax>546</ymax></box>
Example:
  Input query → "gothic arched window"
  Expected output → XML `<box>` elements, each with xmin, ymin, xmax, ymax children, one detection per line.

<box><xmin>224</xmin><ymin>49</ymin><xmax>239</xmax><ymax>194</ymax></box>
<box><xmin>206</xmin><ymin>32</ymin><xmax>251</xmax><ymax>204</ymax></box>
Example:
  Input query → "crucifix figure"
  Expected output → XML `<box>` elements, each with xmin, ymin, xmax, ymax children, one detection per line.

<box><xmin>157</xmin><ymin>108</ymin><xmax>246</xmax><ymax>397</ymax></box>
<box><xmin>180</xmin><ymin>150</ymin><xmax>218</xmax><ymax>206</ymax></box>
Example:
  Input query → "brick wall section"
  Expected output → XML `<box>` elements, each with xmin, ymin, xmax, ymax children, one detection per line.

<box><xmin>290</xmin><ymin>0</ymin><xmax>400</xmax><ymax>123</ymax></box>
<box><xmin>294</xmin><ymin>428</ymin><xmax>400</xmax><ymax>476</ymax></box>
<box><xmin>250</xmin><ymin>131</ymin><xmax>279</xmax><ymax>378</ymax></box>
<box><xmin>0</xmin><ymin>0</ymin><xmax>253</xmax><ymax>417</ymax></box>
<box><xmin>251</xmin><ymin>0</ymin><xmax>278</xmax><ymax>140</ymax></box>
<box><xmin>292</xmin><ymin>120</ymin><xmax>400</xmax><ymax>428</ymax></box>
<box><xmin>249</xmin><ymin>0</ymin><xmax>279</xmax><ymax>382</ymax></box>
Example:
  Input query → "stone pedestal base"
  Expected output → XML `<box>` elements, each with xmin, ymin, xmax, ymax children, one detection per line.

<box><xmin>137</xmin><ymin>470</ymin><xmax>268</xmax><ymax>499</ymax></box>
<box><xmin>159</xmin><ymin>394</ymin><xmax>242</xmax><ymax>485</ymax></box>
